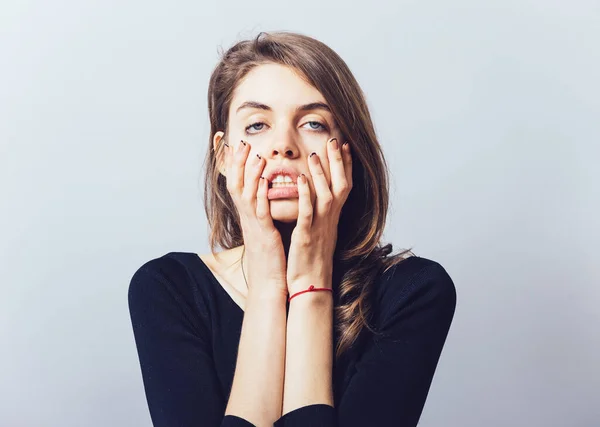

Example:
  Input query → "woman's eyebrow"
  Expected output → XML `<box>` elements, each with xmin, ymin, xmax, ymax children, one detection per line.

<box><xmin>236</xmin><ymin>101</ymin><xmax>331</xmax><ymax>114</ymax></box>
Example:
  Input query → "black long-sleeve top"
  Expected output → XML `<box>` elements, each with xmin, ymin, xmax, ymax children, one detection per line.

<box><xmin>128</xmin><ymin>251</ymin><xmax>456</xmax><ymax>427</ymax></box>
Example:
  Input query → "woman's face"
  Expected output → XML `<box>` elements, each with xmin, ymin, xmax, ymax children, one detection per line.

<box><xmin>214</xmin><ymin>63</ymin><xmax>343</xmax><ymax>223</ymax></box>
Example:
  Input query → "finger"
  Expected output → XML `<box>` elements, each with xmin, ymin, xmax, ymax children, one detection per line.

<box><xmin>219</xmin><ymin>140</ymin><xmax>229</xmax><ymax>175</ymax></box>
<box><xmin>227</xmin><ymin>140</ymin><xmax>249</xmax><ymax>199</ymax></box>
<box><xmin>242</xmin><ymin>151</ymin><xmax>264</xmax><ymax>205</ymax></box>
<box><xmin>255</xmin><ymin>175</ymin><xmax>275</xmax><ymax>226</ymax></box>
<box><xmin>341</xmin><ymin>141</ymin><xmax>353</xmax><ymax>190</ymax></box>
<box><xmin>224</xmin><ymin>138</ymin><xmax>233</xmax><ymax>165</ymax></box>
<box><xmin>327</xmin><ymin>137</ymin><xmax>348</xmax><ymax>197</ymax></box>
<box><xmin>296</xmin><ymin>173</ymin><xmax>313</xmax><ymax>232</ymax></box>
<box><xmin>308</xmin><ymin>151</ymin><xmax>333</xmax><ymax>218</ymax></box>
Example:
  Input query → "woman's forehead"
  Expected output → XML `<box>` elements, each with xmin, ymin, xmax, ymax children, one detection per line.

<box><xmin>231</xmin><ymin>64</ymin><xmax>326</xmax><ymax>114</ymax></box>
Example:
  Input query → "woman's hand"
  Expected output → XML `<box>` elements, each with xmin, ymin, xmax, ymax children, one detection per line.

<box><xmin>224</xmin><ymin>139</ymin><xmax>289</xmax><ymax>299</ymax></box>
<box><xmin>286</xmin><ymin>137</ymin><xmax>353</xmax><ymax>295</ymax></box>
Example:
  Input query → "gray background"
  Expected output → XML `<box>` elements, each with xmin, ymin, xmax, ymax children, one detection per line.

<box><xmin>1</xmin><ymin>1</ymin><xmax>598</xmax><ymax>426</ymax></box>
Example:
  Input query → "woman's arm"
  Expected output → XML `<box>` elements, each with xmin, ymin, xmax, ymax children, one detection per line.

<box><xmin>225</xmin><ymin>288</ymin><xmax>288</xmax><ymax>426</ymax></box>
<box><xmin>128</xmin><ymin>257</ymin><xmax>288</xmax><ymax>427</ymax></box>
<box><xmin>276</xmin><ymin>139</ymin><xmax>349</xmax><ymax>423</ymax></box>
<box><xmin>277</xmin><ymin>262</ymin><xmax>456</xmax><ymax>427</ymax></box>
<box><xmin>281</xmin><ymin>282</ymin><xmax>334</xmax><ymax>414</ymax></box>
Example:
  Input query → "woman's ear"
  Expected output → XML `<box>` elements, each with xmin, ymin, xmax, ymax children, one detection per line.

<box><xmin>213</xmin><ymin>131</ymin><xmax>226</xmax><ymax>176</ymax></box>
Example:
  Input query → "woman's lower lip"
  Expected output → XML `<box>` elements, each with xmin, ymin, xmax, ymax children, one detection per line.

<box><xmin>267</xmin><ymin>185</ymin><xmax>299</xmax><ymax>199</ymax></box>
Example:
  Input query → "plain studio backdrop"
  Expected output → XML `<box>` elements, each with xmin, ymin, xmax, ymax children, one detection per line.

<box><xmin>1</xmin><ymin>1</ymin><xmax>598</xmax><ymax>426</ymax></box>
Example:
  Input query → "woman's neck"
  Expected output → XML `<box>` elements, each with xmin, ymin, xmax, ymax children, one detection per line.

<box><xmin>273</xmin><ymin>220</ymin><xmax>296</xmax><ymax>258</ymax></box>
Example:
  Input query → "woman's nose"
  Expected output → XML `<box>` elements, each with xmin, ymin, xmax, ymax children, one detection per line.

<box><xmin>263</xmin><ymin>127</ymin><xmax>301</xmax><ymax>159</ymax></box>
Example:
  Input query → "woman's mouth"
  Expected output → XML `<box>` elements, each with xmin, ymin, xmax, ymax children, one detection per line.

<box><xmin>267</xmin><ymin>183</ymin><xmax>299</xmax><ymax>199</ymax></box>
<box><xmin>268</xmin><ymin>182</ymin><xmax>297</xmax><ymax>189</ymax></box>
<box><xmin>265</xmin><ymin>169</ymin><xmax>301</xmax><ymax>198</ymax></box>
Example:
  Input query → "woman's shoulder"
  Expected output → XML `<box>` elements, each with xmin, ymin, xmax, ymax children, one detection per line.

<box><xmin>129</xmin><ymin>251</ymin><xmax>204</xmax><ymax>287</ymax></box>
<box><xmin>378</xmin><ymin>255</ymin><xmax>454</xmax><ymax>286</ymax></box>
<box><xmin>127</xmin><ymin>251</ymin><xmax>213</xmax><ymax>313</ymax></box>
<box><xmin>374</xmin><ymin>255</ymin><xmax>457</xmax><ymax>319</ymax></box>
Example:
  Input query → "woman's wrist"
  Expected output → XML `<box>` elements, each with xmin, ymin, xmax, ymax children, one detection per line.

<box><xmin>288</xmin><ymin>279</ymin><xmax>333</xmax><ymax>306</ymax></box>
<box><xmin>247</xmin><ymin>286</ymin><xmax>289</xmax><ymax>305</ymax></box>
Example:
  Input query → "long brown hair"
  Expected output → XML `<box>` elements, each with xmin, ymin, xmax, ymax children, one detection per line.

<box><xmin>203</xmin><ymin>31</ymin><xmax>415</xmax><ymax>361</ymax></box>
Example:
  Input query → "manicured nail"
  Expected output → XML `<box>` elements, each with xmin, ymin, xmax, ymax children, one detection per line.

<box><xmin>310</xmin><ymin>152</ymin><xmax>318</xmax><ymax>163</ymax></box>
<box><xmin>299</xmin><ymin>174</ymin><xmax>306</xmax><ymax>184</ymax></box>
<box><xmin>330</xmin><ymin>138</ymin><xmax>338</xmax><ymax>150</ymax></box>
<box><xmin>241</xmin><ymin>140</ymin><xmax>247</xmax><ymax>146</ymax></box>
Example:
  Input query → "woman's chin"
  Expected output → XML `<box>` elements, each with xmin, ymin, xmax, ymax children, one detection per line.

<box><xmin>269</xmin><ymin>200</ymin><xmax>298</xmax><ymax>223</ymax></box>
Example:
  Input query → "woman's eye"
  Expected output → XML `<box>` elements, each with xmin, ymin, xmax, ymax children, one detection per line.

<box><xmin>244</xmin><ymin>120</ymin><xmax>328</xmax><ymax>135</ymax></box>
<box><xmin>245</xmin><ymin>122</ymin><xmax>266</xmax><ymax>134</ymax></box>
<box><xmin>305</xmin><ymin>121</ymin><xmax>328</xmax><ymax>131</ymax></box>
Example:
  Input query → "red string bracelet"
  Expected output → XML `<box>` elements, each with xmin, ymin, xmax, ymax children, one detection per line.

<box><xmin>288</xmin><ymin>285</ymin><xmax>333</xmax><ymax>302</ymax></box>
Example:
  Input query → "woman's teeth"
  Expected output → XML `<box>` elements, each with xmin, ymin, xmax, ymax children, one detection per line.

<box><xmin>269</xmin><ymin>175</ymin><xmax>296</xmax><ymax>188</ymax></box>
<box><xmin>270</xmin><ymin>182</ymin><xmax>297</xmax><ymax>188</ymax></box>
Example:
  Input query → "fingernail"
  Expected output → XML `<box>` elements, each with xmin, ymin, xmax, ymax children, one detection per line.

<box><xmin>310</xmin><ymin>152</ymin><xmax>318</xmax><ymax>163</ymax></box>
<box><xmin>330</xmin><ymin>138</ymin><xmax>338</xmax><ymax>150</ymax></box>
<box><xmin>241</xmin><ymin>140</ymin><xmax>247</xmax><ymax>146</ymax></box>
<box><xmin>299</xmin><ymin>174</ymin><xmax>306</xmax><ymax>184</ymax></box>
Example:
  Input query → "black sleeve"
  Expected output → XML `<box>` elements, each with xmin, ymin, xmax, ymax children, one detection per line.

<box><xmin>127</xmin><ymin>260</ymin><xmax>256</xmax><ymax>427</ymax></box>
<box><xmin>273</xmin><ymin>262</ymin><xmax>457</xmax><ymax>427</ymax></box>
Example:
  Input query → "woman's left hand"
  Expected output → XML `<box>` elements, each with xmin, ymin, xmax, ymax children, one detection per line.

<box><xmin>286</xmin><ymin>137</ymin><xmax>353</xmax><ymax>296</ymax></box>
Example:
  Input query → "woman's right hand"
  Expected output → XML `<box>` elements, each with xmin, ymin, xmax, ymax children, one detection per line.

<box><xmin>223</xmin><ymin>139</ymin><xmax>289</xmax><ymax>299</ymax></box>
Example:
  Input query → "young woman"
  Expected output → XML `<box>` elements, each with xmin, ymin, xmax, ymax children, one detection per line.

<box><xmin>128</xmin><ymin>31</ymin><xmax>457</xmax><ymax>427</ymax></box>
